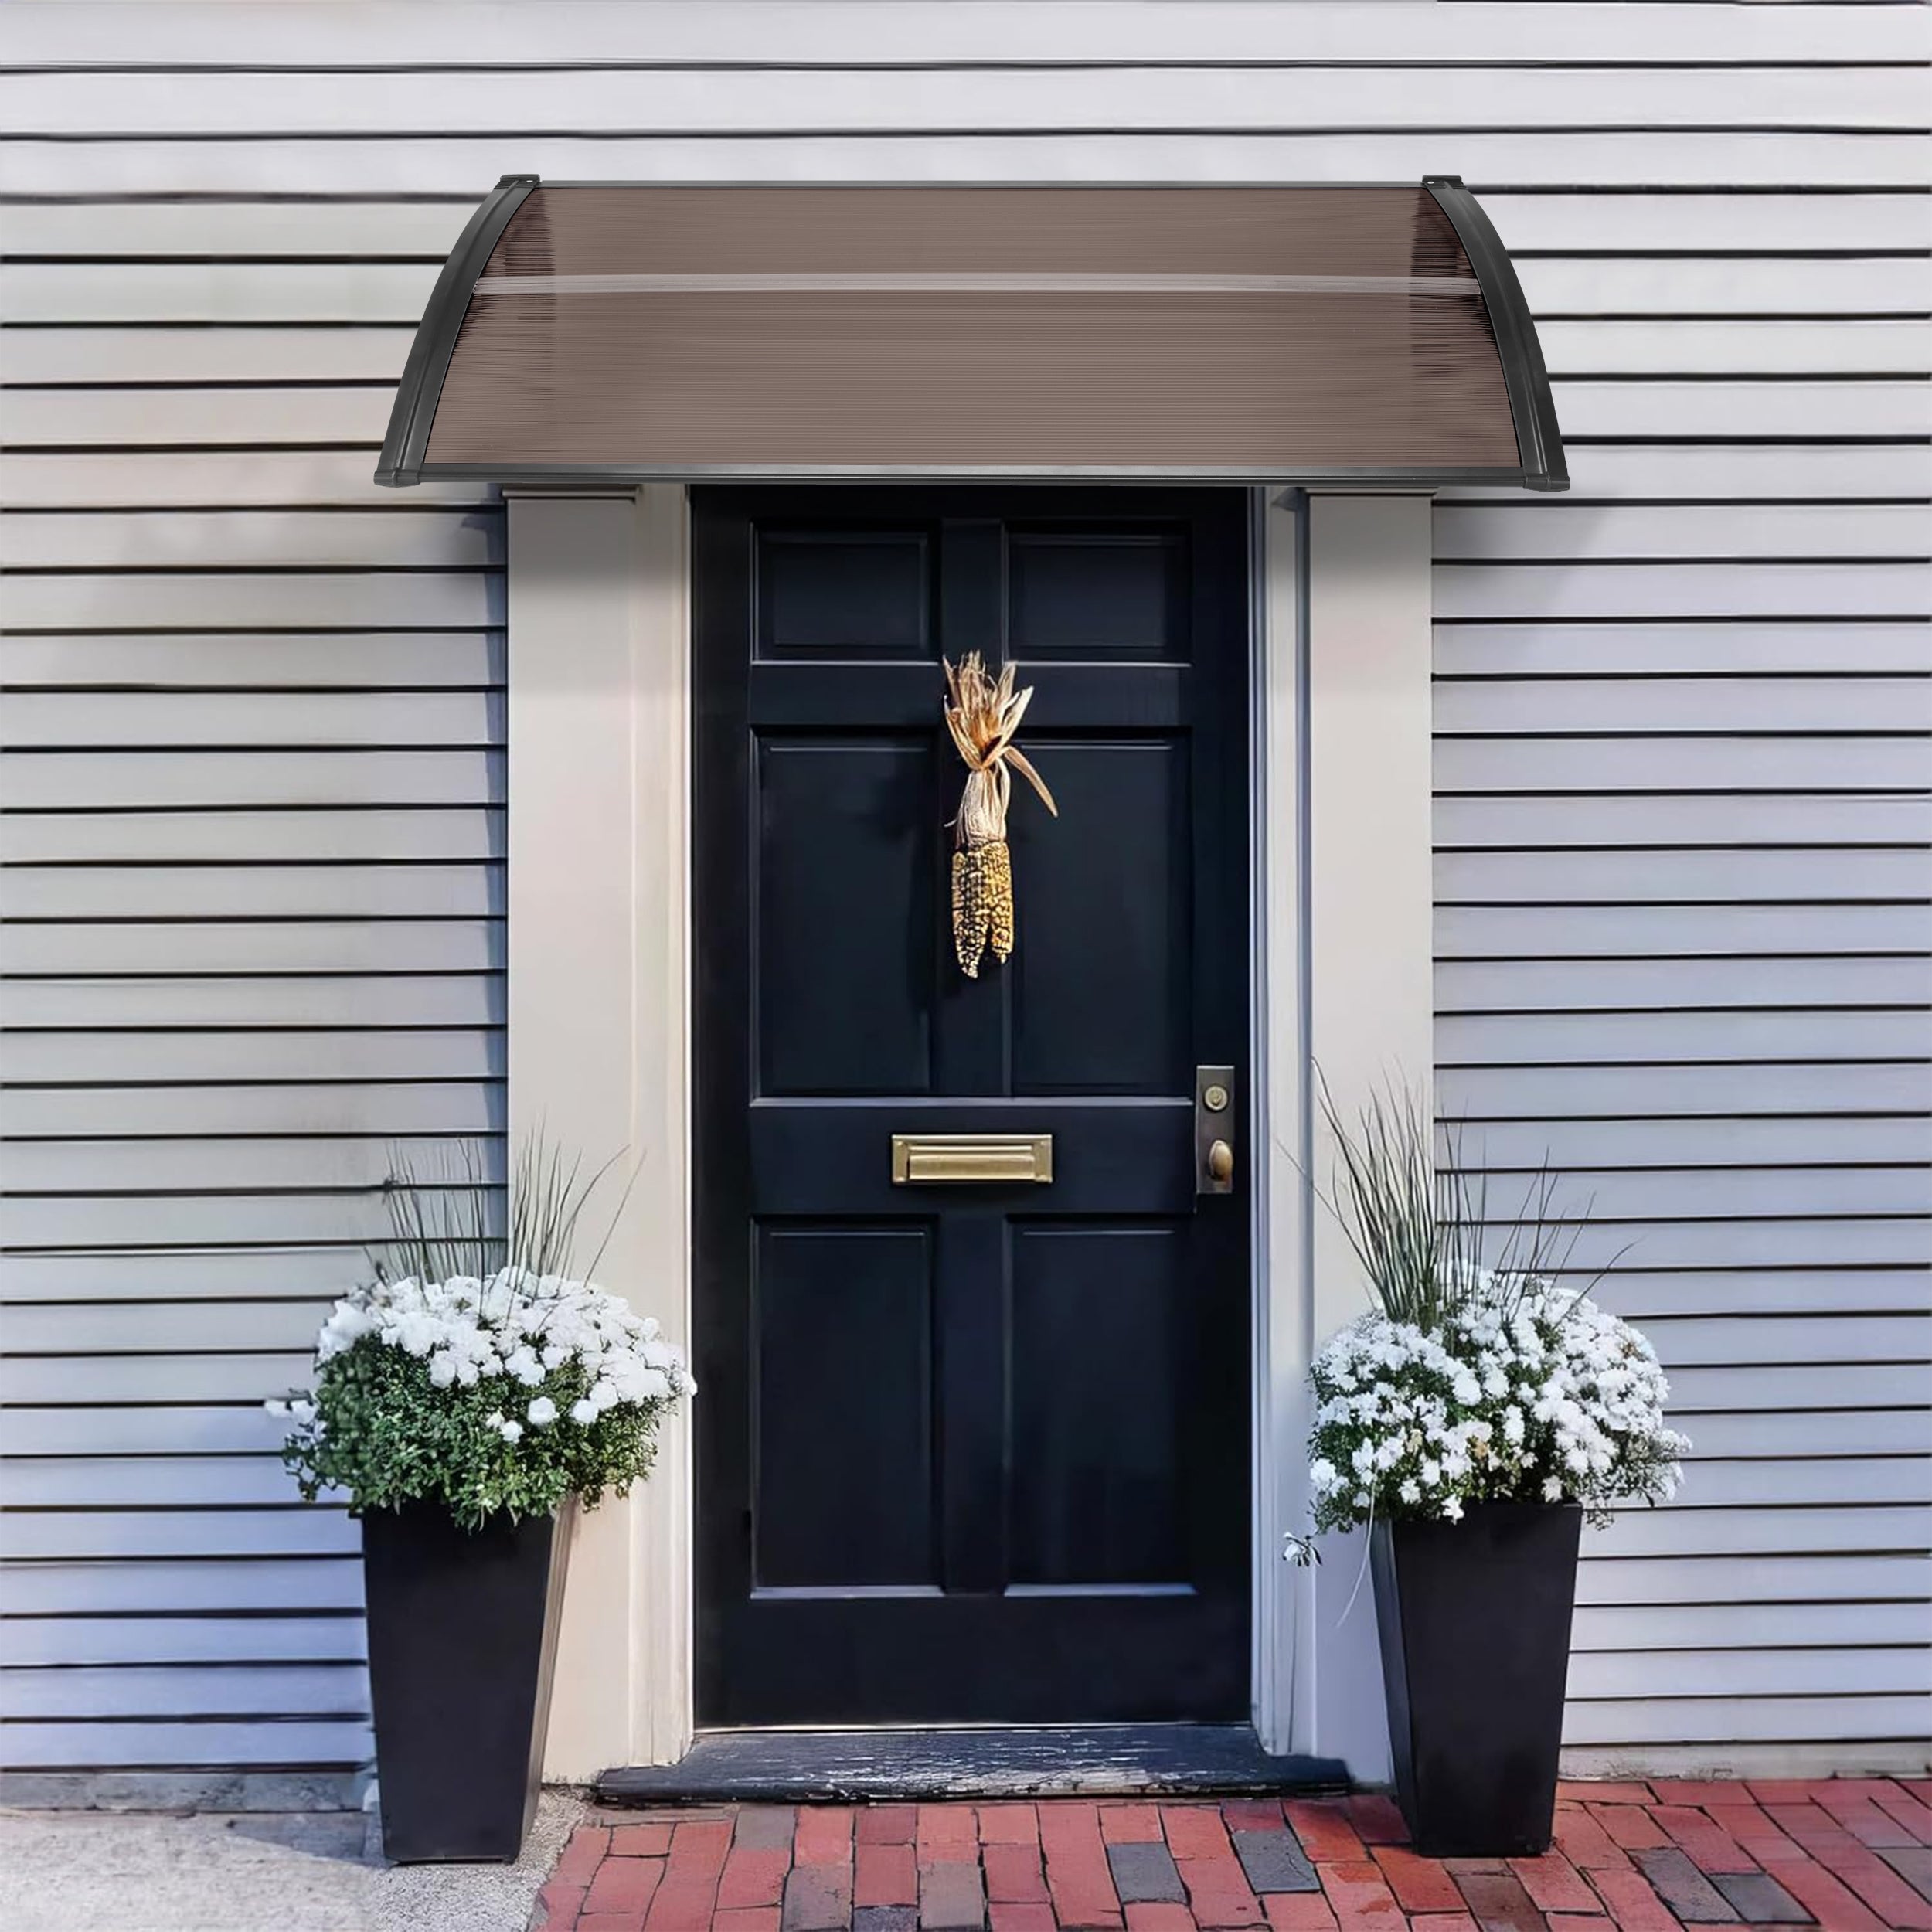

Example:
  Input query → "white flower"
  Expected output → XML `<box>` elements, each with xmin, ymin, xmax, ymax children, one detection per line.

<box><xmin>316</xmin><ymin>1301</ymin><xmax>374</xmax><ymax>1362</ymax></box>
<box><xmin>570</xmin><ymin>1398</ymin><xmax>598</xmax><ymax>1426</ymax></box>
<box><xmin>392</xmin><ymin>1311</ymin><xmax>440</xmax><ymax>1358</ymax></box>
<box><xmin>281</xmin><ymin>1262</ymin><xmax>698</xmax><ymax>1516</ymax></box>
<box><xmin>1302</xmin><ymin>1280</ymin><xmax>1686</xmax><ymax>1540</ymax></box>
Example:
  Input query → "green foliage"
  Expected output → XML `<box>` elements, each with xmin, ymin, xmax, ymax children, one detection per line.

<box><xmin>274</xmin><ymin>1129</ymin><xmax>684</xmax><ymax>1532</ymax></box>
<box><xmin>1316</xmin><ymin>1073</ymin><xmax>1609</xmax><ymax>1332</ymax></box>
<box><xmin>376</xmin><ymin>1129</ymin><xmax>636</xmax><ymax>1289</ymax></box>
<box><xmin>280</xmin><ymin>1330</ymin><xmax>666</xmax><ymax>1531</ymax></box>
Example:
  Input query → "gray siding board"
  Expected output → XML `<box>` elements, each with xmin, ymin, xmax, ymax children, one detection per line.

<box><xmin>2</xmin><ymin>0</ymin><xmax>1927</xmax><ymax>1770</ymax></box>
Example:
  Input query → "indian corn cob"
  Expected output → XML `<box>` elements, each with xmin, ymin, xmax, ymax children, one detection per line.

<box><xmin>942</xmin><ymin>655</ymin><xmax>1055</xmax><ymax>979</ymax></box>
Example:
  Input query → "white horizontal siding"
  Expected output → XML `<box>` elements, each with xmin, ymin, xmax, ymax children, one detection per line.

<box><xmin>2</xmin><ymin>0</ymin><xmax>1927</xmax><ymax>1775</ymax></box>
<box><xmin>0</xmin><ymin>9</ymin><xmax>510</xmax><ymax>1777</ymax></box>
<box><xmin>1426</xmin><ymin>0</ymin><xmax>1932</xmax><ymax>1762</ymax></box>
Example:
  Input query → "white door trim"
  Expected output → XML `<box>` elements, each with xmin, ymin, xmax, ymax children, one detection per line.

<box><xmin>507</xmin><ymin>487</ymin><xmax>696</xmax><ymax>1779</ymax></box>
<box><xmin>1250</xmin><ymin>485</ymin><xmax>1308</xmax><ymax>1754</ymax></box>
<box><xmin>509</xmin><ymin>485</ymin><xmax>1433</xmax><ymax>1779</ymax></box>
<box><xmin>1251</xmin><ymin>492</ymin><xmax>1433</xmax><ymax>1776</ymax></box>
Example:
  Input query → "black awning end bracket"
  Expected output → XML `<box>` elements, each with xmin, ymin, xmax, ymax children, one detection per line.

<box><xmin>1423</xmin><ymin>175</ymin><xmax>1569</xmax><ymax>493</ymax></box>
<box><xmin>375</xmin><ymin>174</ymin><xmax>539</xmax><ymax>490</ymax></box>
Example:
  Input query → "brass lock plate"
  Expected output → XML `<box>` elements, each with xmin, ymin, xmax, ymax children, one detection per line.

<box><xmin>1196</xmin><ymin>1065</ymin><xmax>1236</xmax><ymax>1196</ymax></box>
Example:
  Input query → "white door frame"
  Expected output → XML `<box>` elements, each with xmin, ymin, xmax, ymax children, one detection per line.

<box><xmin>507</xmin><ymin>484</ymin><xmax>1433</xmax><ymax>1782</ymax></box>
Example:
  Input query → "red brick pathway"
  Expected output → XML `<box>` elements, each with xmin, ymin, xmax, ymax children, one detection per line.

<box><xmin>531</xmin><ymin>1781</ymin><xmax>1932</xmax><ymax>1932</ymax></box>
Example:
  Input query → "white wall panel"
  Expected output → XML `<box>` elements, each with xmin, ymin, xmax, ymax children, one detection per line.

<box><xmin>2</xmin><ymin>513</ymin><xmax>498</xmax><ymax>572</ymax></box>
<box><xmin>0</xmin><ymin>451</ymin><xmax>492</xmax><ymax>507</ymax></box>
<box><xmin>1</xmin><ymin>1664</ymin><xmax>368</xmax><ymax>1719</ymax></box>
<box><xmin>2</xmin><ymin>1028</ymin><xmax>502</xmax><ymax>1083</ymax></box>
<box><xmin>9</xmin><ymin>4</ymin><xmax>1926</xmax><ymax>66</ymax></box>
<box><xmin>1439</xmin><ymin>618</ymin><xmax>1932</xmax><ymax>673</ymax></box>
<box><xmin>1484</xmin><ymin>193</ymin><xmax>1932</xmax><ymax>256</ymax></box>
<box><xmin>2</xmin><ymin>1509</ymin><xmax>359</xmax><ymax>1561</ymax></box>
<box><xmin>1539</xmin><ymin>320</ymin><xmax>1930</xmax><ymax>379</ymax></box>
<box><xmin>2</xmin><ymin>327</ymin><xmax>419</xmax><ymax>385</ymax></box>
<box><xmin>1</xmin><ymin>1722</ymin><xmax>375</xmax><ymax>1769</ymax></box>
<box><xmin>0</xmin><ymin>1614</ymin><xmax>366</xmax><ymax>1667</ymax></box>
<box><xmin>2</xmin><ymin>862</ymin><xmax>498</xmax><ymax>917</ymax></box>
<box><xmin>0</xmin><ymin>915</ymin><xmax>500</xmax><ymax>972</ymax></box>
<box><xmin>1</xmin><ymin>1083</ymin><xmax>502</xmax><ymax>1142</ymax></box>
<box><xmin>0</xmin><ymin>1243</ymin><xmax>409</xmax><ymax>1301</ymax></box>
<box><xmin>1</xmin><ymin>974</ymin><xmax>501</xmax><ymax>1027</ymax></box>
<box><xmin>1436</xmin><ymin>504</ymin><xmax>1932</xmax><ymax>563</ymax></box>
<box><xmin>1543</xmin><ymin>446</ymin><xmax>1932</xmax><ymax>501</ymax></box>
<box><xmin>1</xmin><ymin>263</ymin><xmax>437</xmax><ymax>325</ymax></box>
<box><xmin>0</xmin><ymin>748</ymin><xmax>503</xmax><ymax>808</ymax></box>
<box><xmin>9</xmin><ymin>134</ymin><xmax>1930</xmax><ymax>199</ymax></box>
<box><xmin>1436</xmin><ymin>563</ymin><xmax>1931</xmax><ymax>621</ymax></box>
<box><xmin>0</xmin><ymin>631</ymin><xmax>500</xmax><ymax>686</ymax></box>
<box><xmin>2</xmin><ymin>0</ymin><xmax>1925</xmax><ymax>1779</ymax></box>
<box><xmin>10</xmin><ymin>65</ymin><xmax>1923</xmax><ymax>137</ymax></box>
<box><xmin>1434</xmin><ymin>903</ymin><xmax>1932</xmax><ymax>957</ymax></box>
<box><xmin>2</xmin><ymin>690</ymin><xmax>500</xmax><ymax>748</ymax></box>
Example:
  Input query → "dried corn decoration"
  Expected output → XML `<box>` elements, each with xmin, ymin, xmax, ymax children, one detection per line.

<box><xmin>942</xmin><ymin>654</ymin><xmax>1056</xmax><ymax>978</ymax></box>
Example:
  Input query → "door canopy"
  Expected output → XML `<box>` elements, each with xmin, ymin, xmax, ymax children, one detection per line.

<box><xmin>377</xmin><ymin>178</ymin><xmax>1566</xmax><ymax>492</ymax></box>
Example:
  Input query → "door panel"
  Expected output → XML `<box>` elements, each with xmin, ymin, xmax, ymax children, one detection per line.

<box><xmin>757</xmin><ymin>528</ymin><xmax>935</xmax><ymax>658</ymax></box>
<box><xmin>756</xmin><ymin>736</ymin><xmax>936</xmax><ymax>1096</ymax></box>
<box><xmin>1008</xmin><ymin>736</ymin><xmax>1190</xmax><ymax>1096</ymax></box>
<box><xmin>752</xmin><ymin>1223</ymin><xmax>937</xmax><ymax>1590</ymax></box>
<box><xmin>1008</xmin><ymin>1221</ymin><xmax>1193</xmax><ymax>1587</ymax></box>
<box><xmin>695</xmin><ymin>487</ymin><xmax>1250</xmax><ymax>1726</ymax></box>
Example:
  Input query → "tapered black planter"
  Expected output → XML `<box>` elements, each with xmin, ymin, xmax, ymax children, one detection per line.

<box><xmin>1370</xmin><ymin>1500</ymin><xmax>1582</xmax><ymax>1857</ymax></box>
<box><xmin>361</xmin><ymin>1499</ymin><xmax>573</xmax><ymax>1862</ymax></box>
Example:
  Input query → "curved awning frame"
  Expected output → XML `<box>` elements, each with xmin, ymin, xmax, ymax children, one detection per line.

<box><xmin>376</xmin><ymin>175</ymin><xmax>1566</xmax><ymax>493</ymax></box>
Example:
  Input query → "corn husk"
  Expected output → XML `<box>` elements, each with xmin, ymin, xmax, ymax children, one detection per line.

<box><xmin>942</xmin><ymin>654</ymin><xmax>1055</xmax><ymax>978</ymax></box>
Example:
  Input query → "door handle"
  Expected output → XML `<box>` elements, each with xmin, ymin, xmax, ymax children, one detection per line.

<box><xmin>1196</xmin><ymin>1065</ymin><xmax>1236</xmax><ymax>1196</ymax></box>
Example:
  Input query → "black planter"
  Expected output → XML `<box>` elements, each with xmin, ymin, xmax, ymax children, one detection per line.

<box><xmin>1370</xmin><ymin>1499</ymin><xmax>1582</xmax><ymax>1857</ymax></box>
<box><xmin>361</xmin><ymin>1498</ymin><xmax>572</xmax><ymax>1863</ymax></box>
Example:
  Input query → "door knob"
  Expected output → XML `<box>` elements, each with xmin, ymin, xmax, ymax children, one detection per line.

<box><xmin>1196</xmin><ymin>1065</ymin><xmax>1236</xmax><ymax>1197</ymax></box>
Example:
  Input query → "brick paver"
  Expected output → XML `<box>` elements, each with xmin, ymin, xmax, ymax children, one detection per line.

<box><xmin>533</xmin><ymin>1782</ymin><xmax>1932</xmax><ymax>1932</ymax></box>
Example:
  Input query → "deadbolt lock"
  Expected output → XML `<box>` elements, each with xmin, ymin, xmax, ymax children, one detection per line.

<box><xmin>1196</xmin><ymin>1065</ymin><xmax>1236</xmax><ymax>1197</ymax></box>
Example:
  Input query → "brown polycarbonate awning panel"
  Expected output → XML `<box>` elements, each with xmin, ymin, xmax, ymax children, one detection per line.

<box><xmin>379</xmin><ymin>180</ymin><xmax>1566</xmax><ymax>490</ymax></box>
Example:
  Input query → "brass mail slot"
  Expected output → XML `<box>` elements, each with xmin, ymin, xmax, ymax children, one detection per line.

<box><xmin>891</xmin><ymin>1133</ymin><xmax>1054</xmax><ymax>1185</ymax></box>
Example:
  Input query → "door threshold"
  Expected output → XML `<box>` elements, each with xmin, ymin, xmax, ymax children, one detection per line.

<box><xmin>596</xmin><ymin>1726</ymin><xmax>1349</xmax><ymax>1804</ymax></box>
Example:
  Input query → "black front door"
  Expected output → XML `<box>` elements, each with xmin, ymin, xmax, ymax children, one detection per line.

<box><xmin>693</xmin><ymin>487</ymin><xmax>1251</xmax><ymax>1726</ymax></box>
